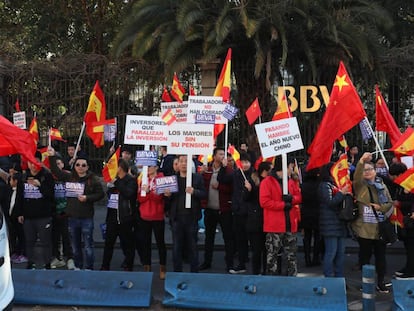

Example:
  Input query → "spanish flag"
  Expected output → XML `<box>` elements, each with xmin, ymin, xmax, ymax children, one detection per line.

<box><xmin>161</xmin><ymin>108</ymin><xmax>177</xmax><ymax>126</ymax></box>
<box><xmin>330</xmin><ymin>153</ymin><xmax>352</xmax><ymax>189</ymax></box>
<box><xmin>390</xmin><ymin>127</ymin><xmax>414</xmax><ymax>156</ymax></box>
<box><xmin>394</xmin><ymin>167</ymin><xmax>414</xmax><ymax>193</ymax></box>
<box><xmin>28</xmin><ymin>117</ymin><xmax>39</xmax><ymax>144</ymax></box>
<box><xmin>49</xmin><ymin>128</ymin><xmax>67</xmax><ymax>142</ymax></box>
<box><xmin>102</xmin><ymin>146</ymin><xmax>120</xmax><ymax>182</ymax></box>
<box><xmin>337</xmin><ymin>135</ymin><xmax>349</xmax><ymax>152</ymax></box>
<box><xmin>170</xmin><ymin>73</ymin><xmax>185</xmax><ymax>103</ymax></box>
<box><xmin>214</xmin><ymin>48</ymin><xmax>232</xmax><ymax>103</ymax></box>
<box><xmin>84</xmin><ymin>81</ymin><xmax>106</xmax><ymax>148</ymax></box>
<box><xmin>37</xmin><ymin>146</ymin><xmax>50</xmax><ymax>168</ymax></box>
<box><xmin>227</xmin><ymin>144</ymin><xmax>241</xmax><ymax>169</ymax></box>
<box><xmin>389</xmin><ymin>201</ymin><xmax>404</xmax><ymax>228</ymax></box>
<box><xmin>272</xmin><ymin>91</ymin><xmax>292</xmax><ymax>121</ymax></box>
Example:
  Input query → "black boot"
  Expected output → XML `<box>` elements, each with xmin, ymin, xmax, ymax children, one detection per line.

<box><xmin>312</xmin><ymin>233</ymin><xmax>322</xmax><ymax>266</ymax></box>
<box><xmin>303</xmin><ymin>236</ymin><xmax>312</xmax><ymax>267</ymax></box>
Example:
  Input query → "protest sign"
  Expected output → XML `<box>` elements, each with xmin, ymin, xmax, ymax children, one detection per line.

<box><xmin>135</xmin><ymin>150</ymin><xmax>158</xmax><ymax>166</ymax></box>
<box><xmin>166</xmin><ymin>123</ymin><xmax>214</xmax><ymax>155</ymax></box>
<box><xmin>124</xmin><ymin>115</ymin><xmax>168</xmax><ymax>145</ymax></box>
<box><xmin>155</xmin><ymin>175</ymin><xmax>179</xmax><ymax>195</ymax></box>
<box><xmin>161</xmin><ymin>101</ymin><xmax>188</xmax><ymax>123</ymax></box>
<box><xmin>13</xmin><ymin>111</ymin><xmax>26</xmax><ymax>129</ymax></box>
<box><xmin>187</xmin><ymin>96</ymin><xmax>226</xmax><ymax>124</ymax></box>
<box><xmin>255</xmin><ymin>117</ymin><xmax>304</xmax><ymax>158</ymax></box>
<box><xmin>65</xmin><ymin>182</ymin><xmax>85</xmax><ymax>198</ymax></box>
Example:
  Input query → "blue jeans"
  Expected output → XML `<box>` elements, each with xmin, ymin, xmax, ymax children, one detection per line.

<box><xmin>323</xmin><ymin>236</ymin><xmax>345</xmax><ymax>277</ymax></box>
<box><xmin>68</xmin><ymin>217</ymin><xmax>94</xmax><ymax>269</ymax></box>
<box><xmin>171</xmin><ymin>215</ymin><xmax>199</xmax><ymax>272</ymax></box>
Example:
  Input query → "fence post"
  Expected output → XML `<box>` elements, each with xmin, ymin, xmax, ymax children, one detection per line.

<box><xmin>362</xmin><ymin>264</ymin><xmax>375</xmax><ymax>311</ymax></box>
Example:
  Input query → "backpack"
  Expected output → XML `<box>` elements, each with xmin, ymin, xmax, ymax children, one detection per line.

<box><xmin>337</xmin><ymin>194</ymin><xmax>358</xmax><ymax>222</ymax></box>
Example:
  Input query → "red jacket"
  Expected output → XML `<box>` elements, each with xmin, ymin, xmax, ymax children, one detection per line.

<box><xmin>259</xmin><ymin>175</ymin><xmax>301</xmax><ymax>233</ymax></box>
<box><xmin>138</xmin><ymin>172</ymin><xmax>165</xmax><ymax>221</ymax></box>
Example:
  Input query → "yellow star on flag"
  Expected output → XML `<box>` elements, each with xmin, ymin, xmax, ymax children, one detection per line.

<box><xmin>334</xmin><ymin>74</ymin><xmax>349</xmax><ymax>92</ymax></box>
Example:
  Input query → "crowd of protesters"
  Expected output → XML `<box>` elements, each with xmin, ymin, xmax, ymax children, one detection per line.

<box><xmin>1</xmin><ymin>140</ymin><xmax>413</xmax><ymax>292</ymax></box>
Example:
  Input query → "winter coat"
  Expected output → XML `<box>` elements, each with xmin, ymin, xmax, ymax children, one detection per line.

<box><xmin>138</xmin><ymin>172</ymin><xmax>165</xmax><ymax>221</ymax></box>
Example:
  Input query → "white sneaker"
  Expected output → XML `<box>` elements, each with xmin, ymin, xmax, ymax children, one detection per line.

<box><xmin>67</xmin><ymin>259</ymin><xmax>75</xmax><ymax>270</ymax></box>
<box><xmin>51</xmin><ymin>257</ymin><xmax>66</xmax><ymax>268</ymax></box>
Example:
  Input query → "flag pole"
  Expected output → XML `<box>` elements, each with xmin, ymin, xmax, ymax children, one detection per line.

<box><xmin>72</xmin><ymin>121</ymin><xmax>86</xmax><ymax>168</ymax></box>
<box><xmin>224</xmin><ymin>119</ymin><xmax>229</xmax><ymax>158</ymax></box>
<box><xmin>364</xmin><ymin>116</ymin><xmax>389</xmax><ymax>170</ymax></box>
<box><xmin>48</xmin><ymin>127</ymin><xmax>51</xmax><ymax>147</ymax></box>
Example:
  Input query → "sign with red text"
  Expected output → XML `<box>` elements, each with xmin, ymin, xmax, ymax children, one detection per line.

<box><xmin>13</xmin><ymin>111</ymin><xmax>26</xmax><ymax>129</ymax></box>
<box><xmin>166</xmin><ymin>123</ymin><xmax>214</xmax><ymax>155</ymax></box>
<box><xmin>161</xmin><ymin>101</ymin><xmax>188</xmax><ymax>123</ymax></box>
<box><xmin>187</xmin><ymin>96</ymin><xmax>226</xmax><ymax>124</ymax></box>
<box><xmin>124</xmin><ymin>115</ymin><xmax>168</xmax><ymax>145</ymax></box>
<box><xmin>255</xmin><ymin>117</ymin><xmax>304</xmax><ymax>158</ymax></box>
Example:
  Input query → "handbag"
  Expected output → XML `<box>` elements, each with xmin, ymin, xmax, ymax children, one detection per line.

<box><xmin>338</xmin><ymin>194</ymin><xmax>358</xmax><ymax>222</ymax></box>
<box><xmin>368</xmin><ymin>187</ymin><xmax>398</xmax><ymax>245</ymax></box>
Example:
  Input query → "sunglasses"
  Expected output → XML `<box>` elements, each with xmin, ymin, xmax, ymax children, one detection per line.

<box><xmin>75</xmin><ymin>163</ymin><xmax>87</xmax><ymax>168</ymax></box>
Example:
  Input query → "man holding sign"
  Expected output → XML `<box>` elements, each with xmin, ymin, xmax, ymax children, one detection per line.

<box><xmin>165</xmin><ymin>155</ymin><xmax>207</xmax><ymax>273</ymax></box>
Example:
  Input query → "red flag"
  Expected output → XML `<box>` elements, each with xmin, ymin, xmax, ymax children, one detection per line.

<box><xmin>84</xmin><ymin>81</ymin><xmax>107</xmax><ymax>147</ymax></box>
<box><xmin>307</xmin><ymin>61</ymin><xmax>366</xmax><ymax>170</ymax></box>
<box><xmin>245</xmin><ymin>98</ymin><xmax>262</xmax><ymax>125</ymax></box>
<box><xmin>272</xmin><ymin>91</ymin><xmax>292</xmax><ymax>121</ymax></box>
<box><xmin>15</xmin><ymin>99</ymin><xmax>21</xmax><ymax>112</ymax></box>
<box><xmin>375</xmin><ymin>85</ymin><xmax>401</xmax><ymax>145</ymax></box>
<box><xmin>214</xmin><ymin>48</ymin><xmax>232</xmax><ymax>103</ymax></box>
<box><xmin>170</xmin><ymin>73</ymin><xmax>185</xmax><ymax>103</ymax></box>
<box><xmin>0</xmin><ymin>115</ymin><xmax>40</xmax><ymax>168</ymax></box>
<box><xmin>227</xmin><ymin>144</ymin><xmax>241</xmax><ymax>169</ymax></box>
<box><xmin>161</xmin><ymin>108</ymin><xmax>177</xmax><ymax>126</ymax></box>
<box><xmin>189</xmin><ymin>85</ymin><xmax>196</xmax><ymax>96</ymax></box>
<box><xmin>49</xmin><ymin>128</ymin><xmax>67</xmax><ymax>142</ymax></box>
<box><xmin>102</xmin><ymin>146</ymin><xmax>121</xmax><ymax>182</ymax></box>
<box><xmin>28</xmin><ymin>117</ymin><xmax>39</xmax><ymax>145</ymax></box>
<box><xmin>390</xmin><ymin>127</ymin><xmax>414</xmax><ymax>156</ymax></box>
<box><xmin>394</xmin><ymin>167</ymin><xmax>414</xmax><ymax>193</ymax></box>
<box><xmin>161</xmin><ymin>85</ymin><xmax>173</xmax><ymax>102</ymax></box>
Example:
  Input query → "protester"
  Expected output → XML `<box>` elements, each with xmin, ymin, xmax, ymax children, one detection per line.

<box><xmin>64</xmin><ymin>142</ymin><xmax>88</xmax><ymax>170</ymax></box>
<box><xmin>318</xmin><ymin>163</ymin><xmax>350</xmax><ymax>277</ymax></box>
<box><xmin>49</xmin><ymin>146</ymin><xmax>104</xmax><ymax>270</ymax></box>
<box><xmin>352</xmin><ymin>152</ymin><xmax>393</xmax><ymax>293</ymax></box>
<box><xmin>259</xmin><ymin>155</ymin><xmax>302</xmax><ymax>276</ymax></box>
<box><xmin>387</xmin><ymin>162</ymin><xmax>414</xmax><ymax>280</ymax></box>
<box><xmin>229</xmin><ymin>152</ymin><xmax>253</xmax><ymax>274</ymax></box>
<box><xmin>165</xmin><ymin>154</ymin><xmax>206</xmax><ymax>273</ymax></box>
<box><xmin>246</xmin><ymin>161</ymin><xmax>271</xmax><ymax>275</ymax></box>
<box><xmin>375</xmin><ymin>157</ymin><xmax>388</xmax><ymax>178</ymax></box>
<box><xmin>300</xmin><ymin>168</ymin><xmax>322</xmax><ymax>267</ymax></box>
<box><xmin>20</xmin><ymin>152</ymin><xmax>55</xmax><ymax>269</ymax></box>
<box><xmin>138</xmin><ymin>164</ymin><xmax>167</xmax><ymax>279</ymax></box>
<box><xmin>50</xmin><ymin>157</ymin><xmax>75</xmax><ymax>270</ymax></box>
<box><xmin>7</xmin><ymin>172</ymin><xmax>27</xmax><ymax>264</ymax></box>
<box><xmin>199</xmin><ymin>148</ymin><xmax>234</xmax><ymax>272</ymax></box>
<box><xmin>100</xmin><ymin>159</ymin><xmax>137</xmax><ymax>271</ymax></box>
<box><xmin>158</xmin><ymin>146</ymin><xmax>175</xmax><ymax>176</ymax></box>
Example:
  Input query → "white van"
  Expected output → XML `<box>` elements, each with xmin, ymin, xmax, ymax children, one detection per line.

<box><xmin>0</xmin><ymin>208</ymin><xmax>13</xmax><ymax>310</ymax></box>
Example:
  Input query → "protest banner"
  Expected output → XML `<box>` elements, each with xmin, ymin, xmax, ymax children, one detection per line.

<box><xmin>124</xmin><ymin>115</ymin><xmax>168</xmax><ymax>145</ymax></box>
<box><xmin>161</xmin><ymin>101</ymin><xmax>188</xmax><ymax>123</ymax></box>
<box><xmin>13</xmin><ymin>111</ymin><xmax>26</xmax><ymax>129</ymax></box>
<box><xmin>167</xmin><ymin>123</ymin><xmax>214</xmax><ymax>207</ymax></box>
<box><xmin>255</xmin><ymin>117</ymin><xmax>304</xmax><ymax>159</ymax></box>
<box><xmin>187</xmin><ymin>96</ymin><xmax>226</xmax><ymax>124</ymax></box>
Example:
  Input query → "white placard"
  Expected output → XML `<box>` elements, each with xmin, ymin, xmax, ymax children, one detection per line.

<box><xmin>255</xmin><ymin>117</ymin><xmax>304</xmax><ymax>158</ymax></box>
<box><xmin>187</xmin><ymin>96</ymin><xmax>226</xmax><ymax>124</ymax></box>
<box><xmin>160</xmin><ymin>101</ymin><xmax>188</xmax><ymax>123</ymax></box>
<box><xmin>166</xmin><ymin>123</ymin><xmax>215</xmax><ymax>155</ymax></box>
<box><xmin>124</xmin><ymin>115</ymin><xmax>168</xmax><ymax>145</ymax></box>
<box><xmin>13</xmin><ymin>111</ymin><xmax>26</xmax><ymax>129</ymax></box>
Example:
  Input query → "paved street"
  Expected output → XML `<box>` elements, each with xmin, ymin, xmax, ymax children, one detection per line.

<box><xmin>11</xmin><ymin>203</ymin><xmax>403</xmax><ymax>311</ymax></box>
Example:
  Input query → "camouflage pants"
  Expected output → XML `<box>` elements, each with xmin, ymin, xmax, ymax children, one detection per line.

<box><xmin>265</xmin><ymin>232</ymin><xmax>298</xmax><ymax>276</ymax></box>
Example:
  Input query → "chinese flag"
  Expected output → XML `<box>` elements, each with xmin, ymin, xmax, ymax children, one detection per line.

<box><xmin>161</xmin><ymin>109</ymin><xmax>177</xmax><ymax>126</ymax></box>
<box><xmin>307</xmin><ymin>61</ymin><xmax>366</xmax><ymax>170</ymax></box>
<box><xmin>0</xmin><ymin>115</ymin><xmax>40</xmax><ymax>168</ymax></box>
<box><xmin>84</xmin><ymin>81</ymin><xmax>106</xmax><ymax>148</ymax></box>
<box><xmin>330</xmin><ymin>154</ymin><xmax>352</xmax><ymax>189</ymax></box>
<box><xmin>28</xmin><ymin>117</ymin><xmax>39</xmax><ymax>145</ymax></box>
<box><xmin>189</xmin><ymin>85</ymin><xmax>196</xmax><ymax>96</ymax></box>
<box><xmin>390</xmin><ymin>127</ymin><xmax>414</xmax><ymax>156</ymax></box>
<box><xmin>272</xmin><ymin>92</ymin><xmax>292</xmax><ymax>121</ymax></box>
<box><xmin>170</xmin><ymin>73</ymin><xmax>185</xmax><ymax>103</ymax></box>
<box><xmin>245</xmin><ymin>98</ymin><xmax>261</xmax><ymax>125</ymax></box>
<box><xmin>161</xmin><ymin>85</ymin><xmax>173</xmax><ymax>102</ymax></box>
<box><xmin>49</xmin><ymin>128</ymin><xmax>67</xmax><ymax>142</ymax></box>
<box><xmin>15</xmin><ymin>99</ymin><xmax>21</xmax><ymax>112</ymax></box>
<box><xmin>394</xmin><ymin>167</ymin><xmax>414</xmax><ymax>193</ymax></box>
<box><xmin>375</xmin><ymin>85</ymin><xmax>401</xmax><ymax>145</ymax></box>
<box><xmin>102</xmin><ymin>146</ymin><xmax>121</xmax><ymax>182</ymax></box>
<box><xmin>227</xmin><ymin>144</ymin><xmax>241</xmax><ymax>169</ymax></box>
<box><xmin>214</xmin><ymin>48</ymin><xmax>232</xmax><ymax>103</ymax></box>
